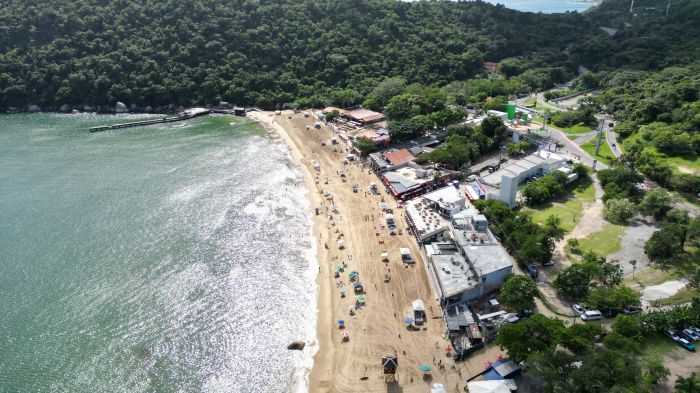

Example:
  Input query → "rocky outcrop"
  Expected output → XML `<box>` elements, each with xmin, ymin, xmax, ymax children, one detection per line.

<box><xmin>27</xmin><ymin>104</ymin><xmax>41</xmax><ymax>112</ymax></box>
<box><xmin>60</xmin><ymin>104</ymin><xmax>71</xmax><ymax>112</ymax></box>
<box><xmin>115</xmin><ymin>102</ymin><xmax>128</xmax><ymax>113</ymax></box>
<box><xmin>287</xmin><ymin>341</ymin><xmax>305</xmax><ymax>351</ymax></box>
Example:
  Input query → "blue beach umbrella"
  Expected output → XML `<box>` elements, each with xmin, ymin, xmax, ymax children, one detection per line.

<box><xmin>338</xmin><ymin>319</ymin><xmax>345</xmax><ymax>326</ymax></box>
<box><xmin>403</xmin><ymin>317</ymin><xmax>414</xmax><ymax>324</ymax></box>
<box><xmin>420</xmin><ymin>364</ymin><xmax>432</xmax><ymax>373</ymax></box>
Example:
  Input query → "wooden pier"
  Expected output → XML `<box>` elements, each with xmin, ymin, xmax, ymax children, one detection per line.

<box><xmin>89</xmin><ymin>108</ymin><xmax>211</xmax><ymax>132</ymax></box>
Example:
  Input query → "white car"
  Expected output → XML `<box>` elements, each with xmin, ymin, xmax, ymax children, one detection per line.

<box><xmin>572</xmin><ymin>304</ymin><xmax>585</xmax><ymax>316</ymax></box>
<box><xmin>580</xmin><ymin>310</ymin><xmax>602</xmax><ymax>321</ymax></box>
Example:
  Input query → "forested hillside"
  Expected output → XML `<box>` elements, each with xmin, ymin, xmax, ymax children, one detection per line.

<box><xmin>0</xmin><ymin>0</ymin><xmax>594</xmax><ymax>109</ymax></box>
<box><xmin>0</xmin><ymin>0</ymin><xmax>698</xmax><ymax>110</ymax></box>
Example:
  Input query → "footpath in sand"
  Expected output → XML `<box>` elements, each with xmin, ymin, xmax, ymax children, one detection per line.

<box><xmin>248</xmin><ymin>111</ymin><xmax>505</xmax><ymax>393</ymax></box>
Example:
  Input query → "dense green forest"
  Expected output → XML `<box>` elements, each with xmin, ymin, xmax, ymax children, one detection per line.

<box><xmin>0</xmin><ymin>0</ymin><xmax>627</xmax><ymax>110</ymax></box>
<box><xmin>0</xmin><ymin>0</ymin><xmax>698</xmax><ymax>111</ymax></box>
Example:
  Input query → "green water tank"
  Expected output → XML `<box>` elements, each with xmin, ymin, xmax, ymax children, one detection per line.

<box><xmin>505</xmin><ymin>104</ymin><xmax>516</xmax><ymax>120</ymax></box>
<box><xmin>522</xmin><ymin>113</ymin><xmax>529</xmax><ymax>121</ymax></box>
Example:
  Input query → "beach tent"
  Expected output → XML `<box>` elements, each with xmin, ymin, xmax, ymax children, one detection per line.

<box><xmin>412</xmin><ymin>299</ymin><xmax>425</xmax><ymax>312</ymax></box>
<box><xmin>431</xmin><ymin>384</ymin><xmax>447</xmax><ymax>393</ymax></box>
<box><xmin>466</xmin><ymin>380</ymin><xmax>511</xmax><ymax>393</ymax></box>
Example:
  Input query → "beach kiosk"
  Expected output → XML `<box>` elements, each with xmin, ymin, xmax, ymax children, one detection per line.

<box><xmin>412</xmin><ymin>299</ymin><xmax>426</xmax><ymax>325</ymax></box>
<box><xmin>400</xmin><ymin>248</ymin><xmax>413</xmax><ymax>264</ymax></box>
<box><xmin>382</xmin><ymin>356</ymin><xmax>398</xmax><ymax>383</ymax></box>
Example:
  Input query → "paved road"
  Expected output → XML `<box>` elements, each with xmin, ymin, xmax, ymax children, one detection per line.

<box><xmin>572</xmin><ymin>131</ymin><xmax>598</xmax><ymax>145</ymax></box>
<box><xmin>606</xmin><ymin>123</ymin><xmax>623</xmax><ymax>157</ymax></box>
<box><xmin>537</xmin><ymin>122</ymin><xmax>609</xmax><ymax>171</ymax></box>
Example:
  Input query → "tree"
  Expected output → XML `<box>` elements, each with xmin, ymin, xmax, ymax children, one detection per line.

<box><xmin>479</xmin><ymin>115</ymin><xmax>507</xmax><ymax>141</ymax></box>
<box><xmin>586</xmin><ymin>286</ymin><xmax>641</xmax><ymax>312</ymax></box>
<box><xmin>422</xmin><ymin>134</ymin><xmax>478</xmax><ymax>169</ymax></box>
<box><xmin>560</xmin><ymin>323</ymin><xmax>604</xmax><ymax>354</ymax></box>
<box><xmin>363</xmin><ymin>77</ymin><xmax>406</xmax><ymax>110</ymax></box>
<box><xmin>495</xmin><ymin>314</ymin><xmax>564</xmax><ymax>361</ymax></box>
<box><xmin>645</xmin><ymin>224</ymin><xmax>686</xmax><ymax>261</ymax></box>
<box><xmin>597</xmin><ymin>258</ymin><xmax>623</xmax><ymax>288</ymax></box>
<box><xmin>639</xmin><ymin>188</ymin><xmax>671</xmax><ymax>218</ymax></box>
<box><xmin>553</xmin><ymin>265</ymin><xmax>591</xmax><ymax>300</ymax></box>
<box><xmin>324</xmin><ymin>110</ymin><xmax>340</xmax><ymax>122</ymax></box>
<box><xmin>612</xmin><ymin>314</ymin><xmax>643</xmax><ymax>342</ymax></box>
<box><xmin>676</xmin><ymin>373</ymin><xmax>700</xmax><ymax>393</ymax></box>
<box><xmin>351</xmin><ymin>137</ymin><xmax>376</xmax><ymax>155</ymax></box>
<box><xmin>500</xmin><ymin>274</ymin><xmax>539</xmax><ymax>312</ymax></box>
<box><xmin>642</xmin><ymin>355</ymin><xmax>670</xmax><ymax>385</ymax></box>
<box><xmin>603</xmin><ymin>198</ymin><xmax>638</xmax><ymax>225</ymax></box>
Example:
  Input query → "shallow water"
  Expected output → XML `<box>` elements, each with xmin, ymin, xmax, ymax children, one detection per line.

<box><xmin>478</xmin><ymin>0</ymin><xmax>594</xmax><ymax>13</ymax></box>
<box><xmin>0</xmin><ymin>113</ymin><xmax>317</xmax><ymax>392</ymax></box>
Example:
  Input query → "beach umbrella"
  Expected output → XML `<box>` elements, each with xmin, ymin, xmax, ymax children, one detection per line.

<box><xmin>403</xmin><ymin>317</ymin><xmax>414</xmax><ymax>324</ymax></box>
<box><xmin>341</xmin><ymin>330</ymin><xmax>349</xmax><ymax>338</ymax></box>
<box><xmin>445</xmin><ymin>346</ymin><xmax>452</xmax><ymax>353</ymax></box>
<box><xmin>338</xmin><ymin>319</ymin><xmax>345</xmax><ymax>326</ymax></box>
<box><xmin>350</xmin><ymin>270</ymin><xmax>358</xmax><ymax>275</ymax></box>
<box><xmin>353</xmin><ymin>282</ymin><xmax>362</xmax><ymax>288</ymax></box>
<box><xmin>357</xmin><ymin>296</ymin><xmax>366</xmax><ymax>302</ymax></box>
<box><xmin>380</xmin><ymin>251</ymin><xmax>389</xmax><ymax>258</ymax></box>
<box><xmin>420</xmin><ymin>364</ymin><xmax>432</xmax><ymax>373</ymax></box>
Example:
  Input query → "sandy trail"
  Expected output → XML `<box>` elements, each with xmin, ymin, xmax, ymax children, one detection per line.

<box><xmin>248</xmin><ymin>111</ymin><xmax>504</xmax><ymax>393</ymax></box>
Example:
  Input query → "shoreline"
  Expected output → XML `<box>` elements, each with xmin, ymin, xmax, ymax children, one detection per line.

<box><xmin>247</xmin><ymin>111</ymin><xmax>329</xmax><ymax>393</ymax></box>
<box><xmin>249</xmin><ymin>110</ymin><xmax>504</xmax><ymax>393</ymax></box>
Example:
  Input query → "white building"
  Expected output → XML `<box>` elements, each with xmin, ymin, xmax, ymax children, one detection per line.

<box><xmin>425</xmin><ymin>211</ymin><xmax>513</xmax><ymax>306</ymax></box>
<box><xmin>479</xmin><ymin>150</ymin><xmax>570</xmax><ymax>207</ymax></box>
<box><xmin>405</xmin><ymin>186</ymin><xmax>473</xmax><ymax>242</ymax></box>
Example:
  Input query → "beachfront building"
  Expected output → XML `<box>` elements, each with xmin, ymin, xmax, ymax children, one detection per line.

<box><xmin>404</xmin><ymin>186</ymin><xmax>474</xmax><ymax>243</ymax></box>
<box><xmin>368</xmin><ymin>148</ymin><xmax>416</xmax><ymax>173</ymax></box>
<box><xmin>479</xmin><ymin>150</ymin><xmax>571</xmax><ymax>208</ymax></box>
<box><xmin>424</xmin><ymin>211</ymin><xmax>513</xmax><ymax>307</ymax></box>
<box><xmin>382</xmin><ymin>163</ymin><xmax>458</xmax><ymax>200</ymax></box>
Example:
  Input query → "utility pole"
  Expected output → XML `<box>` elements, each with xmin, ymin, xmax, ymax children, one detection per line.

<box><xmin>594</xmin><ymin>117</ymin><xmax>604</xmax><ymax>156</ymax></box>
<box><xmin>630</xmin><ymin>0</ymin><xmax>634</xmax><ymax>14</ymax></box>
<box><xmin>666</xmin><ymin>1</ymin><xmax>671</xmax><ymax>16</ymax></box>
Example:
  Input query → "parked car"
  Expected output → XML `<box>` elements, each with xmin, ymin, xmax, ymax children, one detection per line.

<box><xmin>666</xmin><ymin>330</ymin><xmax>681</xmax><ymax>342</ymax></box>
<box><xmin>683</xmin><ymin>328</ymin><xmax>700</xmax><ymax>342</ymax></box>
<box><xmin>525</xmin><ymin>263</ymin><xmax>539</xmax><ymax>279</ymax></box>
<box><xmin>581</xmin><ymin>310</ymin><xmax>603</xmax><ymax>321</ymax></box>
<box><xmin>690</xmin><ymin>326</ymin><xmax>700</xmax><ymax>337</ymax></box>
<box><xmin>542</xmin><ymin>259</ymin><xmax>554</xmax><ymax>267</ymax></box>
<box><xmin>621</xmin><ymin>306</ymin><xmax>640</xmax><ymax>315</ymax></box>
<box><xmin>602</xmin><ymin>309</ymin><xmax>618</xmax><ymax>318</ymax></box>
<box><xmin>572</xmin><ymin>304</ymin><xmax>585</xmax><ymax>316</ymax></box>
<box><xmin>678</xmin><ymin>337</ymin><xmax>696</xmax><ymax>352</ymax></box>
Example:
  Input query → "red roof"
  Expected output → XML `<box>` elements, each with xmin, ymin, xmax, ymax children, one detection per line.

<box><xmin>384</xmin><ymin>149</ymin><xmax>415</xmax><ymax>165</ymax></box>
<box><xmin>345</xmin><ymin>109</ymin><xmax>385</xmax><ymax>124</ymax></box>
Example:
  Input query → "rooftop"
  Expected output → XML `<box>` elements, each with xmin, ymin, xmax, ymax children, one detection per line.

<box><xmin>426</xmin><ymin>243</ymin><xmax>480</xmax><ymax>299</ymax></box>
<box><xmin>384</xmin><ymin>149</ymin><xmax>415</xmax><ymax>166</ymax></box>
<box><xmin>345</xmin><ymin>108</ymin><xmax>385</xmax><ymax>124</ymax></box>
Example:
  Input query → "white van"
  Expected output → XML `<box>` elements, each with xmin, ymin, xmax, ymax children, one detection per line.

<box><xmin>581</xmin><ymin>310</ymin><xmax>602</xmax><ymax>321</ymax></box>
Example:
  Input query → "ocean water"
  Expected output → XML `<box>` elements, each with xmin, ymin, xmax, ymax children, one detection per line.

<box><xmin>0</xmin><ymin>113</ymin><xmax>317</xmax><ymax>392</ymax></box>
<box><xmin>478</xmin><ymin>0</ymin><xmax>595</xmax><ymax>13</ymax></box>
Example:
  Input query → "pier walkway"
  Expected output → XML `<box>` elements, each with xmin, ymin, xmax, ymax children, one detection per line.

<box><xmin>89</xmin><ymin>108</ymin><xmax>211</xmax><ymax>132</ymax></box>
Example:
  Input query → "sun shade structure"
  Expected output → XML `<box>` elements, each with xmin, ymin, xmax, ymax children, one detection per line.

<box><xmin>403</xmin><ymin>317</ymin><xmax>414</xmax><ymax>324</ymax></box>
<box><xmin>420</xmin><ymin>364</ymin><xmax>432</xmax><ymax>373</ymax></box>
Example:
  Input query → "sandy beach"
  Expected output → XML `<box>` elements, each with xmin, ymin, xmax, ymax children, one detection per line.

<box><xmin>248</xmin><ymin>111</ymin><xmax>503</xmax><ymax>393</ymax></box>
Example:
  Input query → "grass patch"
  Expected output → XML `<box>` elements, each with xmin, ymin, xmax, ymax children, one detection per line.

<box><xmin>581</xmin><ymin>133</ymin><xmax>614</xmax><ymax>166</ymax></box>
<box><xmin>655</xmin><ymin>288</ymin><xmax>699</xmax><ymax>306</ymax></box>
<box><xmin>642</xmin><ymin>332</ymin><xmax>686</xmax><ymax>361</ymax></box>
<box><xmin>623</xmin><ymin>265</ymin><xmax>677</xmax><ymax>287</ymax></box>
<box><xmin>525</xmin><ymin>181</ymin><xmax>595</xmax><ymax>233</ymax></box>
<box><xmin>566</xmin><ymin>222</ymin><xmax>624</xmax><ymax>257</ymax></box>
<box><xmin>623</xmin><ymin>133</ymin><xmax>700</xmax><ymax>176</ymax></box>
